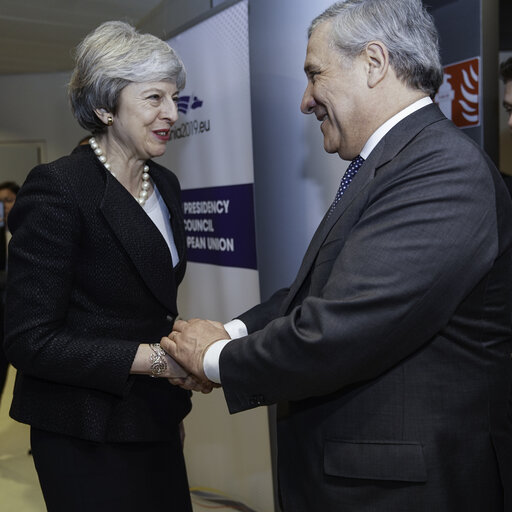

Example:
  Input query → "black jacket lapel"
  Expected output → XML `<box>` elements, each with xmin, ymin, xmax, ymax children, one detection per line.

<box><xmin>150</xmin><ymin>165</ymin><xmax>187</xmax><ymax>286</ymax></box>
<box><xmin>100</xmin><ymin>171</ymin><xmax>178</xmax><ymax>314</ymax></box>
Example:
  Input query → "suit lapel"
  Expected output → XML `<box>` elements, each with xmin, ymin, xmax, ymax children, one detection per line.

<box><xmin>279</xmin><ymin>156</ymin><xmax>377</xmax><ymax>315</ymax></box>
<box><xmin>99</xmin><ymin>168</ymin><xmax>178</xmax><ymax>313</ymax></box>
<box><xmin>150</xmin><ymin>166</ymin><xmax>187</xmax><ymax>285</ymax></box>
<box><xmin>280</xmin><ymin>104</ymin><xmax>446</xmax><ymax>314</ymax></box>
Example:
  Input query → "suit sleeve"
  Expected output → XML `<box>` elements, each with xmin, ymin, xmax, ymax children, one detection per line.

<box><xmin>4</xmin><ymin>163</ymin><xmax>138</xmax><ymax>397</ymax></box>
<box><xmin>237</xmin><ymin>287</ymin><xmax>290</xmax><ymax>333</ymax></box>
<box><xmin>220</xmin><ymin>137</ymin><xmax>504</xmax><ymax>413</ymax></box>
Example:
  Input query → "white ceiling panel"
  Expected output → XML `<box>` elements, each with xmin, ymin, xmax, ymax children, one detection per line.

<box><xmin>0</xmin><ymin>0</ymin><xmax>165</xmax><ymax>73</ymax></box>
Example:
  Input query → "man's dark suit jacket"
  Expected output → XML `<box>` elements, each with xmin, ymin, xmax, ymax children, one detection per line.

<box><xmin>220</xmin><ymin>105</ymin><xmax>512</xmax><ymax>511</ymax></box>
<box><xmin>4</xmin><ymin>144</ymin><xmax>191</xmax><ymax>442</ymax></box>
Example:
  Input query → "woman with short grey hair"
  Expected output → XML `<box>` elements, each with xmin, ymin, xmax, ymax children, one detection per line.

<box><xmin>5</xmin><ymin>21</ymin><xmax>202</xmax><ymax>511</ymax></box>
<box><xmin>69</xmin><ymin>21</ymin><xmax>186</xmax><ymax>134</ymax></box>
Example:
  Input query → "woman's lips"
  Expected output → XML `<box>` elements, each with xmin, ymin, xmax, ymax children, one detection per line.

<box><xmin>153</xmin><ymin>129</ymin><xmax>170</xmax><ymax>141</ymax></box>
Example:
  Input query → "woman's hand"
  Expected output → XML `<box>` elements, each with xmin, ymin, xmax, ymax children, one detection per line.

<box><xmin>130</xmin><ymin>344</ymin><xmax>216</xmax><ymax>393</ymax></box>
<box><xmin>168</xmin><ymin>374</ymin><xmax>217</xmax><ymax>393</ymax></box>
<box><xmin>164</xmin><ymin>351</ymin><xmax>188</xmax><ymax>379</ymax></box>
<box><xmin>130</xmin><ymin>343</ymin><xmax>187</xmax><ymax>379</ymax></box>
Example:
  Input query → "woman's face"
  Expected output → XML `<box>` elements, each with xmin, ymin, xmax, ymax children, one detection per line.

<box><xmin>107</xmin><ymin>80</ymin><xmax>179</xmax><ymax>162</ymax></box>
<box><xmin>0</xmin><ymin>188</ymin><xmax>16</xmax><ymax>219</ymax></box>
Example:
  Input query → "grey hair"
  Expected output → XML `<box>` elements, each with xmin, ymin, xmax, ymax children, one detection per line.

<box><xmin>309</xmin><ymin>0</ymin><xmax>443</xmax><ymax>96</ymax></box>
<box><xmin>68</xmin><ymin>21</ymin><xmax>186</xmax><ymax>134</ymax></box>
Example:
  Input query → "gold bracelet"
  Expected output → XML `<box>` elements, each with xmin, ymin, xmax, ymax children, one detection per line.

<box><xmin>149</xmin><ymin>343</ymin><xmax>168</xmax><ymax>378</ymax></box>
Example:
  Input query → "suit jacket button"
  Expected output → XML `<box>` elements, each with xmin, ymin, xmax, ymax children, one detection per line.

<box><xmin>166</xmin><ymin>315</ymin><xmax>174</xmax><ymax>323</ymax></box>
<box><xmin>249</xmin><ymin>395</ymin><xmax>264</xmax><ymax>407</ymax></box>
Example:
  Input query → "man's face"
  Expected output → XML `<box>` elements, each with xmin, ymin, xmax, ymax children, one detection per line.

<box><xmin>300</xmin><ymin>22</ymin><xmax>370</xmax><ymax>160</ymax></box>
<box><xmin>504</xmin><ymin>80</ymin><xmax>512</xmax><ymax>131</ymax></box>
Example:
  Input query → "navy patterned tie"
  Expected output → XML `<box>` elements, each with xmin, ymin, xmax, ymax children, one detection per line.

<box><xmin>327</xmin><ymin>155</ymin><xmax>364</xmax><ymax>218</ymax></box>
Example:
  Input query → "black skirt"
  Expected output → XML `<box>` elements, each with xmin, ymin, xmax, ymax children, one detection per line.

<box><xmin>30</xmin><ymin>425</ymin><xmax>193</xmax><ymax>512</ymax></box>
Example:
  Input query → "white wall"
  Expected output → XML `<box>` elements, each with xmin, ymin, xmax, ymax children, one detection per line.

<box><xmin>0</xmin><ymin>71</ymin><xmax>85</xmax><ymax>184</ymax></box>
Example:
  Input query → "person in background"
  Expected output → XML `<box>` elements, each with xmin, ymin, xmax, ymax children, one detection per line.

<box><xmin>0</xmin><ymin>181</ymin><xmax>19</xmax><ymax>406</ymax></box>
<box><xmin>0</xmin><ymin>181</ymin><xmax>19</xmax><ymax>223</ymax></box>
<box><xmin>500</xmin><ymin>56</ymin><xmax>512</xmax><ymax>130</ymax></box>
<box><xmin>499</xmin><ymin>57</ymin><xmax>512</xmax><ymax>195</ymax></box>
<box><xmin>163</xmin><ymin>1</ymin><xmax>512</xmax><ymax>510</ymax></box>
<box><xmin>4</xmin><ymin>21</ymin><xmax>206</xmax><ymax>512</ymax></box>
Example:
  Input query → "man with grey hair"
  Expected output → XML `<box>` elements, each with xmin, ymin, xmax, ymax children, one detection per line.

<box><xmin>164</xmin><ymin>1</ymin><xmax>512</xmax><ymax>509</ymax></box>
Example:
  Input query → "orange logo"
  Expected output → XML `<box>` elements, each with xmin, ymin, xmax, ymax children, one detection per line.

<box><xmin>434</xmin><ymin>57</ymin><xmax>480</xmax><ymax>128</ymax></box>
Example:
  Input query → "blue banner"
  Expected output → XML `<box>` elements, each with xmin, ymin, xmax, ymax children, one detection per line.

<box><xmin>182</xmin><ymin>183</ymin><xmax>257</xmax><ymax>269</ymax></box>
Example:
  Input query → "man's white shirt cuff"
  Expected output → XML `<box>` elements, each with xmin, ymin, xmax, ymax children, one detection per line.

<box><xmin>224</xmin><ymin>319</ymin><xmax>248</xmax><ymax>339</ymax></box>
<box><xmin>203</xmin><ymin>319</ymin><xmax>248</xmax><ymax>383</ymax></box>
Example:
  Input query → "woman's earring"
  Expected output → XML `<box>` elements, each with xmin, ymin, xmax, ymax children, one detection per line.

<box><xmin>107</xmin><ymin>115</ymin><xmax>113</xmax><ymax>126</ymax></box>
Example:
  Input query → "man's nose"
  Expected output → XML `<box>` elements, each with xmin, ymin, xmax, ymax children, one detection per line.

<box><xmin>300</xmin><ymin>85</ymin><xmax>316</xmax><ymax>114</ymax></box>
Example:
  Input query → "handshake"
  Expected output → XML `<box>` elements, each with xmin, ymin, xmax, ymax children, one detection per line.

<box><xmin>159</xmin><ymin>318</ymin><xmax>229</xmax><ymax>393</ymax></box>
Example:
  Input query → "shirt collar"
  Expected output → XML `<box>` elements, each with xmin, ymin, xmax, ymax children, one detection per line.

<box><xmin>360</xmin><ymin>96</ymin><xmax>433</xmax><ymax>160</ymax></box>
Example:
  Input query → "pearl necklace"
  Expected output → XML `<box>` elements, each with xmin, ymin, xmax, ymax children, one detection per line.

<box><xmin>88</xmin><ymin>137</ymin><xmax>151</xmax><ymax>206</ymax></box>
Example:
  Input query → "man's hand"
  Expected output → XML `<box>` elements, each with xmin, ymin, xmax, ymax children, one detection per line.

<box><xmin>161</xmin><ymin>318</ymin><xmax>229</xmax><ymax>382</ymax></box>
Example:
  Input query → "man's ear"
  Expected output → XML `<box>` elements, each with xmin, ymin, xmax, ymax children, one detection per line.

<box><xmin>365</xmin><ymin>41</ymin><xmax>389</xmax><ymax>88</ymax></box>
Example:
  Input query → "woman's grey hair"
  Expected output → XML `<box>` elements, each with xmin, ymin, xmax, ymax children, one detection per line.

<box><xmin>69</xmin><ymin>21</ymin><xmax>186</xmax><ymax>134</ymax></box>
<box><xmin>309</xmin><ymin>0</ymin><xmax>443</xmax><ymax>96</ymax></box>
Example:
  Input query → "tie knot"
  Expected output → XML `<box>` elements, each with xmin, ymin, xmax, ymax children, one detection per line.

<box><xmin>349</xmin><ymin>155</ymin><xmax>364</xmax><ymax>170</ymax></box>
<box><xmin>343</xmin><ymin>155</ymin><xmax>364</xmax><ymax>181</ymax></box>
